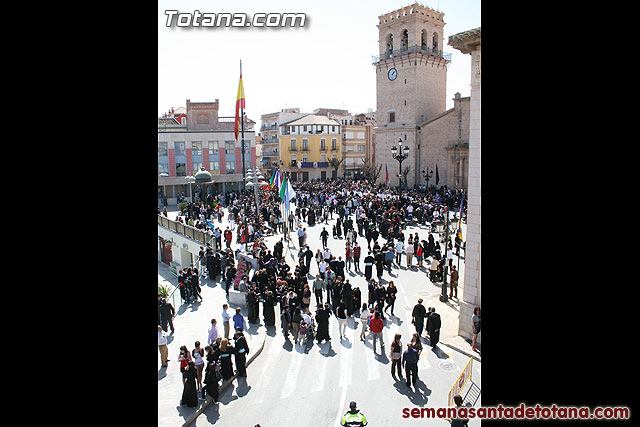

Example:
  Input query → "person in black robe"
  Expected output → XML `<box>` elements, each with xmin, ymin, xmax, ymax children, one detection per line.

<box><xmin>427</xmin><ymin>307</ymin><xmax>441</xmax><ymax>348</ymax></box>
<box><xmin>233</xmin><ymin>329</ymin><xmax>250</xmax><ymax>377</ymax></box>
<box><xmin>367</xmin><ymin>280</ymin><xmax>376</xmax><ymax>306</ymax></box>
<box><xmin>374</xmin><ymin>283</ymin><xmax>386</xmax><ymax>321</ymax></box>
<box><xmin>212</xmin><ymin>253</ymin><xmax>221</xmax><ymax>281</ymax></box>
<box><xmin>353</xmin><ymin>287</ymin><xmax>362</xmax><ymax>315</ymax></box>
<box><xmin>181</xmin><ymin>361</ymin><xmax>198</xmax><ymax>407</ymax></box>
<box><xmin>206</xmin><ymin>251</ymin><xmax>216</xmax><ymax>280</ymax></box>
<box><xmin>412</xmin><ymin>299</ymin><xmax>427</xmax><ymax>337</ymax></box>
<box><xmin>336</xmin><ymin>218</ymin><xmax>342</xmax><ymax>238</ymax></box>
<box><xmin>315</xmin><ymin>303</ymin><xmax>331</xmax><ymax>343</ymax></box>
<box><xmin>343</xmin><ymin>281</ymin><xmax>354</xmax><ymax>316</ymax></box>
<box><xmin>246</xmin><ymin>287</ymin><xmax>260</xmax><ymax>324</ymax></box>
<box><xmin>262</xmin><ymin>290</ymin><xmax>276</xmax><ymax>326</ymax></box>
<box><xmin>202</xmin><ymin>361</ymin><xmax>219</xmax><ymax>402</ymax></box>
<box><xmin>214</xmin><ymin>339</ymin><xmax>235</xmax><ymax>381</ymax></box>
<box><xmin>374</xmin><ymin>251</ymin><xmax>384</xmax><ymax>280</ymax></box>
<box><xmin>364</xmin><ymin>253</ymin><xmax>374</xmax><ymax>282</ymax></box>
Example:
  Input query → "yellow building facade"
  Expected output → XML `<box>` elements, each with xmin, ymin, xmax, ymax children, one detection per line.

<box><xmin>278</xmin><ymin>114</ymin><xmax>342</xmax><ymax>181</ymax></box>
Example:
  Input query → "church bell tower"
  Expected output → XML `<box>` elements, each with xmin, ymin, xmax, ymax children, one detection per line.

<box><xmin>373</xmin><ymin>3</ymin><xmax>451</xmax><ymax>187</ymax></box>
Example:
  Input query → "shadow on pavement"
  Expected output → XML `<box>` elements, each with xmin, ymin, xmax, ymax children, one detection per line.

<box><xmin>392</xmin><ymin>377</ymin><xmax>431</xmax><ymax>405</ymax></box>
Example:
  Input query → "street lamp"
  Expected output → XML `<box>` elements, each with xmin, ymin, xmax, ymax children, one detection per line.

<box><xmin>422</xmin><ymin>168</ymin><xmax>434</xmax><ymax>190</ymax></box>
<box><xmin>439</xmin><ymin>209</ymin><xmax>460</xmax><ymax>303</ymax></box>
<box><xmin>185</xmin><ymin>175</ymin><xmax>196</xmax><ymax>202</ymax></box>
<box><xmin>391</xmin><ymin>138</ymin><xmax>410</xmax><ymax>188</ymax></box>
<box><xmin>439</xmin><ymin>208</ymin><xmax>450</xmax><ymax>303</ymax></box>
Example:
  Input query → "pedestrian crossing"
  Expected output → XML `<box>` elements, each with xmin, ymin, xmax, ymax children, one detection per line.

<box><xmin>245</xmin><ymin>310</ymin><xmax>455</xmax><ymax>404</ymax></box>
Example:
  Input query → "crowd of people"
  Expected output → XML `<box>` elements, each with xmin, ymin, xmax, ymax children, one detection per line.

<box><xmin>159</xmin><ymin>177</ymin><xmax>481</xmax><ymax>413</ymax></box>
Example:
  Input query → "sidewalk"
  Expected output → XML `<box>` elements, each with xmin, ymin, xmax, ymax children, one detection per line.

<box><xmin>158</xmin><ymin>262</ymin><xmax>267</xmax><ymax>427</ymax></box>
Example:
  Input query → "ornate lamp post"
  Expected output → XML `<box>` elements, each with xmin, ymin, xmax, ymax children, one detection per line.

<box><xmin>422</xmin><ymin>167</ymin><xmax>434</xmax><ymax>190</ymax></box>
<box><xmin>390</xmin><ymin>138</ymin><xmax>410</xmax><ymax>188</ymax></box>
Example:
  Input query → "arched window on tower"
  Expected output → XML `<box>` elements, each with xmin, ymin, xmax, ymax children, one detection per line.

<box><xmin>432</xmin><ymin>32</ymin><xmax>439</xmax><ymax>53</ymax></box>
<box><xmin>421</xmin><ymin>29</ymin><xmax>427</xmax><ymax>50</ymax></box>
<box><xmin>401</xmin><ymin>29</ymin><xmax>409</xmax><ymax>50</ymax></box>
<box><xmin>386</xmin><ymin>34</ymin><xmax>393</xmax><ymax>57</ymax></box>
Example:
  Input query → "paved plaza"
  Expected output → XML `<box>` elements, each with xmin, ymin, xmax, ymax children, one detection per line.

<box><xmin>159</xmin><ymin>202</ymin><xmax>481</xmax><ymax>426</ymax></box>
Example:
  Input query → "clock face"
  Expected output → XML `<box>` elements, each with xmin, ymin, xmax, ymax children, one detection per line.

<box><xmin>388</xmin><ymin>68</ymin><xmax>397</xmax><ymax>81</ymax></box>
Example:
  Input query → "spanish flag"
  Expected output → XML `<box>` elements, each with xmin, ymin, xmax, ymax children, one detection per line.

<box><xmin>234</xmin><ymin>61</ymin><xmax>245</xmax><ymax>142</ymax></box>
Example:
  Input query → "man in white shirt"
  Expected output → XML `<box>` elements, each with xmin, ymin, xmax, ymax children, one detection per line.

<box><xmin>323</xmin><ymin>248</ymin><xmax>332</xmax><ymax>262</ymax></box>
<box><xmin>221</xmin><ymin>304</ymin><xmax>231</xmax><ymax>339</ymax></box>
<box><xmin>158</xmin><ymin>326</ymin><xmax>169</xmax><ymax>368</ymax></box>
<box><xmin>319</xmin><ymin>260</ymin><xmax>328</xmax><ymax>280</ymax></box>
<box><xmin>395</xmin><ymin>240</ymin><xmax>404</xmax><ymax>265</ymax></box>
<box><xmin>208</xmin><ymin>318</ymin><xmax>219</xmax><ymax>345</ymax></box>
<box><xmin>405</xmin><ymin>242</ymin><xmax>414</xmax><ymax>267</ymax></box>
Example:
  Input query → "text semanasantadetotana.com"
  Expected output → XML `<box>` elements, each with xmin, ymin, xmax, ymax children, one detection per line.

<box><xmin>402</xmin><ymin>404</ymin><xmax>630</xmax><ymax>420</ymax></box>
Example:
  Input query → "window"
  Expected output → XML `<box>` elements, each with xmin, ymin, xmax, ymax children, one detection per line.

<box><xmin>158</xmin><ymin>162</ymin><xmax>169</xmax><ymax>175</ymax></box>
<box><xmin>321</xmin><ymin>154</ymin><xmax>326</xmax><ymax>162</ymax></box>
<box><xmin>432</xmin><ymin>32</ymin><xmax>439</xmax><ymax>51</ymax></box>
<box><xmin>302</xmin><ymin>154</ymin><xmax>308</xmax><ymax>162</ymax></box>
<box><xmin>158</xmin><ymin>142</ymin><xmax>168</xmax><ymax>157</ymax></box>
<box><xmin>389</xmin><ymin>111</ymin><xmax>396</xmax><ymax>123</ymax></box>
<box><xmin>192</xmin><ymin>141</ymin><xmax>202</xmax><ymax>156</ymax></box>
<box><xmin>210</xmin><ymin>161</ymin><xmax>219</xmax><ymax>171</ymax></box>
<box><xmin>208</xmin><ymin>141</ymin><xmax>219</xmax><ymax>154</ymax></box>
<box><xmin>320</xmin><ymin>139</ymin><xmax>326</xmax><ymax>150</ymax></box>
<box><xmin>192</xmin><ymin>162</ymin><xmax>202</xmax><ymax>172</ymax></box>
<box><xmin>225</xmin><ymin>141</ymin><xmax>235</xmax><ymax>152</ymax></box>
<box><xmin>302</xmin><ymin>138</ymin><xmax>309</xmax><ymax>151</ymax></box>
<box><xmin>176</xmin><ymin>163</ymin><xmax>186</xmax><ymax>176</ymax></box>
<box><xmin>303</xmin><ymin>125</ymin><xmax>307</xmax><ymax>132</ymax></box>
<box><xmin>226</xmin><ymin>161</ymin><xmax>235</xmax><ymax>174</ymax></box>
<box><xmin>357</xmin><ymin>145</ymin><xmax>365</xmax><ymax>153</ymax></box>
<box><xmin>290</xmin><ymin>139</ymin><xmax>297</xmax><ymax>150</ymax></box>
<box><xmin>332</xmin><ymin>139</ymin><xmax>337</xmax><ymax>150</ymax></box>
<box><xmin>318</xmin><ymin>125</ymin><xmax>324</xmax><ymax>133</ymax></box>
<box><xmin>175</xmin><ymin>142</ymin><xmax>185</xmax><ymax>157</ymax></box>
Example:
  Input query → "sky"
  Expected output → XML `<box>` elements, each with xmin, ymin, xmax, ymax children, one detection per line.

<box><xmin>158</xmin><ymin>0</ymin><xmax>480</xmax><ymax>122</ymax></box>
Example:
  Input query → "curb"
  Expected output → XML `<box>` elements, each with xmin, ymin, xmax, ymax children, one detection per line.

<box><xmin>182</xmin><ymin>330</ymin><xmax>268</xmax><ymax>427</ymax></box>
<box><xmin>441</xmin><ymin>340</ymin><xmax>481</xmax><ymax>363</ymax></box>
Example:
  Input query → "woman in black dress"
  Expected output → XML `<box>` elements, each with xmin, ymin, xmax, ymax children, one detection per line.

<box><xmin>214</xmin><ymin>338</ymin><xmax>235</xmax><ymax>381</ymax></box>
<box><xmin>202</xmin><ymin>361</ymin><xmax>219</xmax><ymax>402</ymax></box>
<box><xmin>181</xmin><ymin>361</ymin><xmax>198</xmax><ymax>407</ymax></box>
<box><xmin>262</xmin><ymin>290</ymin><xmax>276</xmax><ymax>326</ymax></box>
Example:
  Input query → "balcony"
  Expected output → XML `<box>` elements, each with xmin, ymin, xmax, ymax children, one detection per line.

<box><xmin>288</xmin><ymin>147</ymin><xmax>298</xmax><ymax>152</ymax></box>
<box><xmin>372</xmin><ymin>45</ymin><xmax>451</xmax><ymax>64</ymax></box>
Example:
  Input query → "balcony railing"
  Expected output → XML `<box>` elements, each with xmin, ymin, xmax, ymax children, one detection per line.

<box><xmin>158</xmin><ymin>215</ymin><xmax>209</xmax><ymax>246</ymax></box>
<box><xmin>372</xmin><ymin>45</ymin><xmax>451</xmax><ymax>64</ymax></box>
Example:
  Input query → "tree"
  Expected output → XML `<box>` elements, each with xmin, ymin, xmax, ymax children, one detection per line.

<box><xmin>328</xmin><ymin>157</ymin><xmax>344</xmax><ymax>179</ymax></box>
<box><xmin>361</xmin><ymin>158</ymin><xmax>383</xmax><ymax>183</ymax></box>
<box><xmin>401</xmin><ymin>166</ymin><xmax>411</xmax><ymax>188</ymax></box>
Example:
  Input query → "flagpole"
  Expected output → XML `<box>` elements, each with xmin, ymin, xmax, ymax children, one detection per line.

<box><xmin>239</xmin><ymin>59</ymin><xmax>250</xmax><ymax>253</ymax></box>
